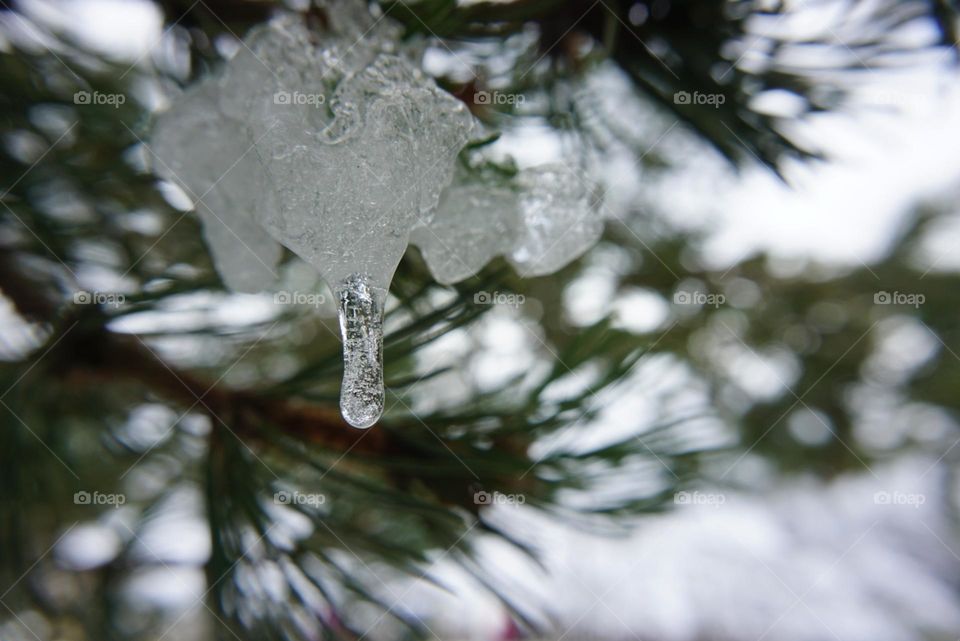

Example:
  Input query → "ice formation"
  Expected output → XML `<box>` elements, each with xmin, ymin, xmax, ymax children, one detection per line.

<box><xmin>152</xmin><ymin>80</ymin><xmax>283</xmax><ymax>292</ymax></box>
<box><xmin>151</xmin><ymin>0</ymin><xmax>604</xmax><ymax>428</ymax></box>
<box><xmin>411</xmin><ymin>164</ymin><xmax>603</xmax><ymax>284</ymax></box>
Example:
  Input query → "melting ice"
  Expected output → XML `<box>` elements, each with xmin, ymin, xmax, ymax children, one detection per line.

<box><xmin>151</xmin><ymin>0</ymin><xmax>604</xmax><ymax>428</ymax></box>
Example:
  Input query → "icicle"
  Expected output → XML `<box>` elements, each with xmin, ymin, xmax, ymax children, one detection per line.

<box><xmin>149</xmin><ymin>3</ymin><xmax>604</xmax><ymax>429</ymax></box>
<box><xmin>336</xmin><ymin>273</ymin><xmax>385</xmax><ymax>429</ymax></box>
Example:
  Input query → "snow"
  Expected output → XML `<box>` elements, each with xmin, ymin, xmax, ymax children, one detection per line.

<box><xmin>392</xmin><ymin>457</ymin><xmax>960</xmax><ymax>641</ymax></box>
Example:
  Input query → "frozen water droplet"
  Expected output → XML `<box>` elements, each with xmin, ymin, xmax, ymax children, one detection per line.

<box><xmin>336</xmin><ymin>273</ymin><xmax>385</xmax><ymax>429</ymax></box>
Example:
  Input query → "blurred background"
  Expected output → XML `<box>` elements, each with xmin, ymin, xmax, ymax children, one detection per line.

<box><xmin>1</xmin><ymin>0</ymin><xmax>959</xmax><ymax>640</ymax></box>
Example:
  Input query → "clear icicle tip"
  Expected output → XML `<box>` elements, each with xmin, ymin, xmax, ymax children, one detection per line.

<box><xmin>336</xmin><ymin>273</ymin><xmax>385</xmax><ymax>429</ymax></box>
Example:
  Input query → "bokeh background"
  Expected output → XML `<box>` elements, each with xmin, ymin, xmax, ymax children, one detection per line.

<box><xmin>1</xmin><ymin>1</ymin><xmax>959</xmax><ymax>640</ymax></box>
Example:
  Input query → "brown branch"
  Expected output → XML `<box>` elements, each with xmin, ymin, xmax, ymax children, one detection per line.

<box><xmin>0</xmin><ymin>252</ymin><xmax>61</xmax><ymax>322</ymax></box>
<box><xmin>0</xmin><ymin>255</ymin><xmax>536</xmax><ymax>512</ymax></box>
<box><xmin>58</xmin><ymin>324</ymin><xmax>393</xmax><ymax>456</ymax></box>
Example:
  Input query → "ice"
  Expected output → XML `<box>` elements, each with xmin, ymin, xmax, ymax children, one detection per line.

<box><xmin>153</xmin><ymin>8</ymin><xmax>474</xmax><ymax>295</ymax></box>
<box><xmin>509</xmin><ymin>165</ymin><xmax>604</xmax><ymax>277</ymax></box>
<box><xmin>150</xmin><ymin>0</ymin><xmax>604</xmax><ymax>428</ymax></box>
<box><xmin>152</xmin><ymin>83</ymin><xmax>282</xmax><ymax>293</ymax></box>
<box><xmin>253</xmin><ymin>53</ymin><xmax>478</xmax><ymax>290</ymax></box>
<box><xmin>337</xmin><ymin>273</ymin><xmax>385</xmax><ymax>428</ymax></box>
<box><xmin>410</xmin><ymin>166</ymin><xmax>519</xmax><ymax>285</ymax></box>
<box><xmin>152</xmin><ymin>5</ymin><xmax>475</xmax><ymax>427</ymax></box>
<box><xmin>412</xmin><ymin>163</ymin><xmax>603</xmax><ymax>284</ymax></box>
